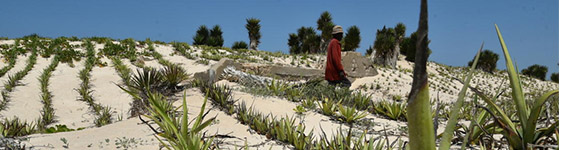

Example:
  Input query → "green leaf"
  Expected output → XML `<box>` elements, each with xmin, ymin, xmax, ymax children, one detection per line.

<box><xmin>495</xmin><ymin>24</ymin><xmax>528</xmax><ymax>137</ymax></box>
<box><xmin>439</xmin><ymin>43</ymin><xmax>483</xmax><ymax>150</ymax></box>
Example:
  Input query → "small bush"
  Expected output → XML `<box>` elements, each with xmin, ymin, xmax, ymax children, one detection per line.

<box><xmin>231</xmin><ymin>41</ymin><xmax>248</xmax><ymax>50</ymax></box>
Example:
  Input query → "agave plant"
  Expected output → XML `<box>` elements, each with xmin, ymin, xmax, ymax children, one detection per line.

<box><xmin>145</xmin><ymin>90</ymin><xmax>215</xmax><ymax>150</ymax></box>
<box><xmin>293</xmin><ymin>105</ymin><xmax>307</xmax><ymax>115</ymax></box>
<box><xmin>130</xmin><ymin>68</ymin><xmax>165</xmax><ymax>95</ymax></box>
<box><xmin>0</xmin><ymin>117</ymin><xmax>36</xmax><ymax>137</ymax></box>
<box><xmin>318</xmin><ymin>97</ymin><xmax>340</xmax><ymax>116</ymax></box>
<box><xmin>438</xmin><ymin>43</ymin><xmax>483</xmax><ymax>150</ymax></box>
<box><xmin>350</xmin><ymin>91</ymin><xmax>372</xmax><ymax>110</ymax></box>
<box><xmin>161</xmin><ymin>63</ymin><xmax>189</xmax><ymax>91</ymax></box>
<box><xmin>266</xmin><ymin>80</ymin><xmax>291</xmax><ymax>96</ymax></box>
<box><xmin>453</xmin><ymin>25</ymin><xmax>559</xmax><ymax>150</ymax></box>
<box><xmin>337</xmin><ymin>104</ymin><xmax>368</xmax><ymax>125</ymax></box>
<box><xmin>373</xmin><ymin>100</ymin><xmax>407</xmax><ymax>121</ymax></box>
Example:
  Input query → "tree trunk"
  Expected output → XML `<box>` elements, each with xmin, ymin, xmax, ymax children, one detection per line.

<box><xmin>320</xmin><ymin>39</ymin><xmax>330</xmax><ymax>54</ymax></box>
<box><xmin>249</xmin><ymin>38</ymin><xmax>258</xmax><ymax>50</ymax></box>
<box><xmin>374</xmin><ymin>46</ymin><xmax>399</xmax><ymax>68</ymax></box>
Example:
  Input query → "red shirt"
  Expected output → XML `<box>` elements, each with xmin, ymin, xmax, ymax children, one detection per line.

<box><xmin>325</xmin><ymin>39</ymin><xmax>345</xmax><ymax>81</ymax></box>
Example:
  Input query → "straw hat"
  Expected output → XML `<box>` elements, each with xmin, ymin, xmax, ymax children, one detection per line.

<box><xmin>332</xmin><ymin>25</ymin><xmax>343</xmax><ymax>34</ymax></box>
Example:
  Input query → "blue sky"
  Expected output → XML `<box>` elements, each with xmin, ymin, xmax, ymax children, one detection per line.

<box><xmin>0</xmin><ymin>0</ymin><xmax>559</xmax><ymax>77</ymax></box>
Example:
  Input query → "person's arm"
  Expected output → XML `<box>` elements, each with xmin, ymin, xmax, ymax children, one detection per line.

<box><xmin>332</xmin><ymin>41</ymin><xmax>346</xmax><ymax>77</ymax></box>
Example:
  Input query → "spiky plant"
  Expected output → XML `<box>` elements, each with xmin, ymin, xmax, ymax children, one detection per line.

<box><xmin>458</xmin><ymin>25</ymin><xmax>560</xmax><ymax>150</ymax></box>
<box><xmin>145</xmin><ymin>91</ymin><xmax>215</xmax><ymax>150</ymax></box>
<box><xmin>337</xmin><ymin>104</ymin><xmax>368</xmax><ymax>125</ymax></box>
<box><xmin>245</xmin><ymin>18</ymin><xmax>261</xmax><ymax>50</ymax></box>
<box><xmin>373</xmin><ymin>100</ymin><xmax>407</xmax><ymax>121</ymax></box>
<box><xmin>318</xmin><ymin>97</ymin><xmax>340</xmax><ymax>116</ymax></box>
<box><xmin>0</xmin><ymin>117</ymin><xmax>36</xmax><ymax>137</ymax></box>
<box><xmin>438</xmin><ymin>43</ymin><xmax>483</xmax><ymax>149</ymax></box>
<box><xmin>161</xmin><ymin>63</ymin><xmax>189</xmax><ymax>92</ymax></box>
<box><xmin>350</xmin><ymin>91</ymin><xmax>371</xmax><ymax>110</ymax></box>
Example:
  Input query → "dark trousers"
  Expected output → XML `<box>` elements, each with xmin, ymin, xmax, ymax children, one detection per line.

<box><xmin>327</xmin><ymin>78</ymin><xmax>351</xmax><ymax>88</ymax></box>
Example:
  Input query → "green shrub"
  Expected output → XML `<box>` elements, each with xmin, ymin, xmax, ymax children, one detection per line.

<box><xmin>550</xmin><ymin>72</ymin><xmax>558</xmax><ymax>83</ymax></box>
<box><xmin>467</xmin><ymin>49</ymin><xmax>499</xmax><ymax>73</ymax></box>
<box><xmin>343</xmin><ymin>25</ymin><xmax>361</xmax><ymax>51</ymax></box>
<box><xmin>521</xmin><ymin>64</ymin><xmax>548</xmax><ymax>81</ymax></box>
<box><xmin>231</xmin><ymin>41</ymin><xmax>248</xmax><ymax>50</ymax></box>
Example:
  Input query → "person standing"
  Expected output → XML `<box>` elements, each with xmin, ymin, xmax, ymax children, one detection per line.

<box><xmin>325</xmin><ymin>25</ymin><xmax>351</xmax><ymax>87</ymax></box>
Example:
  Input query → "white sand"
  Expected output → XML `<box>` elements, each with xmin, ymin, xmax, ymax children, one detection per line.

<box><xmin>0</xmin><ymin>42</ymin><xmax>551</xmax><ymax>149</ymax></box>
<box><xmin>155</xmin><ymin>44</ymin><xmax>210</xmax><ymax>75</ymax></box>
<box><xmin>90</xmin><ymin>58</ymin><xmax>131</xmax><ymax>122</ymax></box>
<box><xmin>50</xmin><ymin>60</ymin><xmax>95</xmax><ymax>128</ymax></box>
<box><xmin>0</xmin><ymin>55</ymin><xmax>29</xmax><ymax>89</ymax></box>
<box><xmin>25</xmin><ymin>117</ymin><xmax>159</xmax><ymax>150</ymax></box>
<box><xmin>1</xmin><ymin>56</ymin><xmax>53</xmax><ymax>122</ymax></box>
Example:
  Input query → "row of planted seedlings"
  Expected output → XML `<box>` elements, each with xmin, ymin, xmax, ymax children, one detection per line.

<box><xmin>76</xmin><ymin>41</ymin><xmax>113</xmax><ymax>127</ymax></box>
<box><xmin>0</xmin><ymin>38</ymin><xmax>39</xmax><ymax>138</ymax></box>
<box><xmin>0</xmin><ymin>40</ymin><xmax>24</xmax><ymax>78</ymax></box>
<box><xmin>3</xmin><ymin>37</ymin><xmax>92</xmax><ymax>138</ymax></box>
<box><xmin>35</xmin><ymin>54</ymin><xmax>60</xmax><ymax>130</ymax></box>
<box><xmin>0</xmin><ymin>38</ymin><xmax>39</xmax><ymax>111</ymax></box>
<box><xmin>170</xmin><ymin>41</ymin><xmax>196</xmax><ymax>60</ymax></box>
<box><xmin>192</xmin><ymin>79</ymin><xmax>399</xmax><ymax>149</ymax></box>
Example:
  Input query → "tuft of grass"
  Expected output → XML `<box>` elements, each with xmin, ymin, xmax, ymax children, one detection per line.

<box><xmin>0</xmin><ymin>117</ymin><xmax>36</xmax><ymax>137</ymax></box>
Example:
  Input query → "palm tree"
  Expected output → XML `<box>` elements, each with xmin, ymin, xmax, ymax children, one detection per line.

<box><xmin>468</xmin><ymin>49</ymin><xmax>499</xmax><ymax>73</ymax></box>
<box><xmin>299</xmin><ymin>27</ymin><xmax>320</xmax><ymax>53</ymax></box>
<box><xmin>521</xmin><ymin>64</ymin><xmax>548</xmax><ymax>80</ymax></box>
<box><xmin>288</xmin><ymin>33</ymin><xmax>301</xmax><ymax>54</ymax></box>
<box><xmin>208</xmin><ymin>25</ymin><xmax>224</xmax><ymax>47</ymax></box>
<box><xmin>317</xmin><ymin>11</ymin><xmax>335</xmax><ymax>53</ymax></box>
<box><xmin>245</xmin><ymin>18</ymin><xmax>261</xmax><ymax>50</ymax></box>
<box><xmin>343</xmin><ymin>25</ymin><xmax>361</xmax><ymax>51</ymax></box>
<box><xmin>373</xmin><ymin>24</ymin><xmax>403</xmax><ymax>68</ymax></box>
